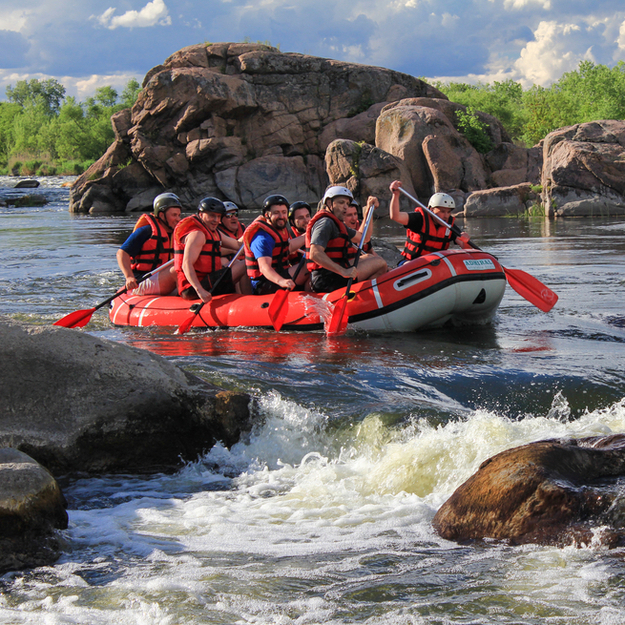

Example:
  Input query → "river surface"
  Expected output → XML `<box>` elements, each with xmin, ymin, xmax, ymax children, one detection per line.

<box><xmin>1</xmin><ymin>177</ymin><xmax>625</xmax><ymax>624</ymax></box>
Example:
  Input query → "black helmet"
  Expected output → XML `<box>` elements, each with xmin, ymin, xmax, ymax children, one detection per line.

<box><xmin>153</xmin><ymin>192</ymin><xmax>181</xmax><ymax>217</ymax></box>
<box><xmin>263</xmin><ymin>194</ymin><xmax>289</xmax><ymax>212</ymax></box>
<box><xmin>288</xmin><ymin>201</ymin><xmax>311</xmax><ymax>223</ymax></box>
<box><xmin>198</xmin><ymin>197</ymin><xmax>226</xmax><ymax>215</ymax></box>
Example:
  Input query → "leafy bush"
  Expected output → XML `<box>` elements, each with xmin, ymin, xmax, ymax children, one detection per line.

<box><xmin>455</xmin><ymin>108</ymin><xmax>493</xmax><ymax>153</ymax></box>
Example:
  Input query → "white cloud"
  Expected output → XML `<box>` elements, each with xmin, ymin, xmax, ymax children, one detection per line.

<box><xmin>0</xmin><ymin>8</ymin><xmax>32</xmax><ymax>32</ymax></box>
<box><xmin>502</xmin><ymin>0</ymin><xmax>551</xmax><ymax>10</ymax></box>
<box><xmin>93</xmin><ymin>0</ymin><xmax>172</xmax><ymax>30</ymax></box>
<box><xmin>514</xmin><ymin>20</ymin><xmax>593</xmax><ymax>86</ymax></box>
<box><xmin>618</xmin><ymin>20</ymin><xmax>625</xmax><ymax>51</ymax></box>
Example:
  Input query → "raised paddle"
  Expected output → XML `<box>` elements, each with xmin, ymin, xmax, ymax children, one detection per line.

<box><xmin>267</xmin><ymin>254</ymin><xmax>307</xmax><ymax>332</ymax></box>
<box><xmin>53</xmin><ymin>259</ymin><xmax>174</xmax><ymax>329</ymax></box>
<box><xmin>398</xmin><ymin>186</ymin><xmax>558</xmax><ymax>312</ymax></box>
<box><xmin>326</xmin><ymin>202</ymin><xmax>376</xmax><ymax>336</ymax></box>
<box><xmin>176</xmin><ymin>245</ymin><xmax>244</xmax><ymax>335</ymax></box>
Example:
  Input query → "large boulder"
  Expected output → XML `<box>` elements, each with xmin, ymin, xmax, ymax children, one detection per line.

<box><xmin>70</xmin><ymin>43</ymin><xmax>445</xmax><ymax>214</ymax></box>
<box><xmin>0</xmin><ymin>448</ymin><xmax>67</xmax><ymax>574</ymax></box>
<box><xmin>541</xmin><ymin>120</ymin><xmax>625</xmax><ymax>217</ymax></box>
<box><xmin>375</xmin><ymin>100</ymin><xmax>488</xmax><ymax>198</ymax></box>
<box><xmin>0</xmin><ymin>317</ymin><xmax>253</xmax><ymax>474</ymax></box>
<box><xmin>324</xmin><ymin>139</ymin><xmax>415</xmax><ymax>212</ymax></box>
<box><xmin>464</xmin><ymin>183</ymin><xmax>540</xmax><ymax>217</ymax></box>
<box><xmin>433</xmin><ymin>435</ymin><xmax>625</xmax><ymax>546</ymax></box>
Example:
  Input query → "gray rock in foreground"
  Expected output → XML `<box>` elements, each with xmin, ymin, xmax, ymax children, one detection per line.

<box><xmin>0</xmin><ymin>448</ymin><xmax>67</xmax><ymax>574</ymax></box>
<box><xmin>0</xmin><ymin>317</ymin><xmax>253</xmax><ymax>475</ymax></box>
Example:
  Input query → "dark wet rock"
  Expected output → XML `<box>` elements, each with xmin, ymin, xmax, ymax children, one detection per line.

<box><xmin>0</xmin><ymin>448</ymin><xmax>67</xmax><ymax>574</ymax></box>
<box><xmin>433</xmin><ymin>435</ymin><xmax>625</xmax><ymax>546</ymax></box>
<box><xmin>0</xmin><ymin>316</ymin><xmax>254</xmax><ymax>475</ymax></box>
<box><xmin>13</xmin><ymin>179</ymin><xmax>40</xmax><ymax>189</ymax></box>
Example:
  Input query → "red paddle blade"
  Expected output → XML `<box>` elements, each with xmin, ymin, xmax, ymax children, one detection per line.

<box><xmin>268</xmin><ymin>289</ymin><xmax>290</xmax><ymax>331</ymax></box>
<box><xmin>504</xmin><ymin>267</ymin><xmax>558</xmax><ymax>313</ymax></box>
<box><xmin>53</xmin><ymin>308</ymin><xmax>95</xmax><ymax>328</ymax></box>
<box><xmin>326</xmin><ymin>296</ymin><xmax>349</xmax><ymax>336</ymax></box>
<box><xmin>176</xmin><ymin>313</ymin><xmax>196</xmax><ymax>335</ymax></box>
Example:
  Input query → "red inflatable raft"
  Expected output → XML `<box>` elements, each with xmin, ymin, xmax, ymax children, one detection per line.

<box><xmin>109</xmin><ymin>249</ymin><xmax>507</xmax><ymax>332</ymax></box>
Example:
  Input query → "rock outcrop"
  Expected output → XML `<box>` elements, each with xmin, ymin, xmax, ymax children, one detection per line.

<box><xmin>433</xmin><ymin>435</ymin><xmax>625</xmax><ymax>546</ymax></box>
<box><xmin>70</xmin><ymin>43</ymin><xmax>444</xmax><ymax>214</ymax></box>
<box><xmin>0</xmin><ymin>448</ymin><xmax>67</xmax><ymax>574</ymax></box>
<box><xmin>542</xmin><ymin>120</ymin><xmax>625</xmax><ymax>217</ymax></box>
<box><xmin>0</xmin><ymin>317</ymin><xmax>253</xmax><ymax>474</ymax></box>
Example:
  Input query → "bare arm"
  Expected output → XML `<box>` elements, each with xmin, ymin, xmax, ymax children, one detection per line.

<box><xmin>258</xmin><ymin>257</ymin><xmax>295</xmax><ymax>289</ymax></box>
<box><xmin>309</xmin><ymin>244</ymin><xmax>357</xmax><ymax>280</ymax></box>
<box><xmin>182</xmin><ymin>231</ymin><xmax>212</xmax><ymax>303</ymax></box>
<box><xmin>116</xmin><ymin>249</ymin><xmax>138</xmax><ymax>290</ymax></box>
<box><xmin>219</xmin><ymin>231</ymin><xmax>241</xmax><ymax>252</ymax></box>
<box><xmin>389</xmin><ymin>180</ymin><xmax>409</xmax><ymax>226</ymax></box>
<box><xmin>288</xmin><ymin>234</ymin><xmax>305</xmax><ymax>253</ymax></box>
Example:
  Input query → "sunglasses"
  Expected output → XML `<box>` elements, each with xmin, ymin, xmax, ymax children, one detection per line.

<box><xmin>225</xmin><ymin>211</ymin><xmax>238</xmax><ymax>217</ymax></box>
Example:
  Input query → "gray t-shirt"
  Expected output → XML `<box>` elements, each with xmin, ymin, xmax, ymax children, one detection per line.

<box><xmin>309</xmin><ymin>215</ymin><xmax>356</xmax><ymax>248</ymax></box>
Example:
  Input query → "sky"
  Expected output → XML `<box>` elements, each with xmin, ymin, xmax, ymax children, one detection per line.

<box><xmin>2</xmin><ymin>0</ymin><xmax>625</xmax><ymax>102</ymax></box>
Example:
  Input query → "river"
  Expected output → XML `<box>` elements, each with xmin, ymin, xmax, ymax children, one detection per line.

<box><xmin>1</xmin><ymin>177</ymin><xmax>625</xmax><ymax>624</ymax></box>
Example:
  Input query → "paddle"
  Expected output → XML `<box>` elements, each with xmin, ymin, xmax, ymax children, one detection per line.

<box><xmin>267</xmin><ymin>254</ymin><xmax>307</xmax><ymax>332</ymax></box>
<box><xmin>53</xmin><ymin>259</ymin><xmax>174</xmax><ymax>329</ymax></box>
<box><xmin>326</xmin><ymin>203</ymin><xmax>376</xmax><ymax>336</ymax></box>
<box><xmin>176</xmin><ymin>245</ymin><xmax>244</xmax><ymax>335</ymax></box>
<box><xmin>398</xmin><ymin>187</ymin><xmax>558</xmax><ymax>312</ymax></box>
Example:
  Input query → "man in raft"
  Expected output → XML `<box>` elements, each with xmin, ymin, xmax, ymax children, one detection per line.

<box><xmin>244</xmin><ymin>194</ymin><xmax>309</xmax><ymax>295</ymax></box>
<box><xmin>116</xmin><ymin>192</ymin><xmax>181</xmax><ymax>295</ymax></box>
<box><xmin>174</xmin><ymin>197</ymin><xmax>249</xmax><ymax>303</ymax></box>
<box><xmin>344</xmin><ymin>199</ymin><xmax>378</xmax><ymax>256</ymax></box>
<box><xmin>288</xmin><ymin>201</ymin><xmax>312</xmax><ymax>238</ymax></box>
<box><xmin>306</xmin><ymin>186</ymin><xmax>387</xmax><ymax>293</ymax></box>
<box><xmin>218</xmin><ymin>201</ymin><xmax>246</xmax><ymax>239</ymax></box>
<box><xmin>389</xmin><ymin>180</ymin><xmax>470</xmax><ymax>263</ymax></box>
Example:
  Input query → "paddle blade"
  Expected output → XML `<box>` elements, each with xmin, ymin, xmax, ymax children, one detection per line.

<box><xmin>326</xmin><ymin>296</ymin><xmax>349</xmax><ymax>336</ymax></box>
<box><xmin>268</xmin><ymin>289</ymin><xmax>290</xmax><ymax>331</ymax></box>
<box><xmin>504</xmin><ymin>267</ymin><xmax>558</xmax><ymax>312</ymax></box>
<box><xmin>53</xmin><ymin>308</ymin><xmax>95</xmax><ymax>328</ymax></box>
<box><xmin>176</xmin><ymin>313</ymin><xmax>196</xmax><ymax>335</ymax></box>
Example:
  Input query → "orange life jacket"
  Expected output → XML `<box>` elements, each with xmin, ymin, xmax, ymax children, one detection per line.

<box><xmin>173</xmin><ymin>215</ymin><xmax>222</xmax><ymax>293</ymax></box>
<box><xmin>243</xmin><ymin>217</ymin><xmax>291</xmax><ymax>280</ymax></box>
<box><xmin>130</xmin><ymin>213</ymin><xmax>173</xmax><ymax>273</ymax></box>
<box><xmin>401</xmin><ymin>207</ymin><xmax>455</xmax><ymax>260</ymax></box>
<box><xmin>305</xmin><ymin>211</ymin><xmax>352</xmax><ymax>273</ymax></box>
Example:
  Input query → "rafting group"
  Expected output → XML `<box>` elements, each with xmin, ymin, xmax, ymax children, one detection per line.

<box><xmin>55</xmin><ymin>181</ymin><xmax>558</xmax><ymax>334</ymax></box>
<box><xmin>115</xmin><ymin>181</ymin><xmax>470</xmax><ymax>304</ymax></box>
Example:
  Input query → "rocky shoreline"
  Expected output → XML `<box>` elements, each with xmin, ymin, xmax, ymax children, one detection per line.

<box><xmin>0</xmin><ymin>316</ymin><xmax>255</xmax><ymax>574</ymax></box>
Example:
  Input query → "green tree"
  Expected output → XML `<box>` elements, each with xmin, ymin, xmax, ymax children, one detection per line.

<box><xmin>6</xmin><ymin>78</ymin><xmax>66</xmax><ymax>116</ymax></box>
<box><xmin>120</xmin><ymin>79</ymin><xmax>141</xmax><ymax>108</ymax></box>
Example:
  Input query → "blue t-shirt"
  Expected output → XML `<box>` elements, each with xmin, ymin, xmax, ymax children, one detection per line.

<box><xmin>120</xmin><ymin>225</ymin><xmax>151</xmax><ymax>258</ymax></box>
<box><xmin>249</xmin><ymin>230</ymin><xmax>277</xmax><ymax>289</ymax></box>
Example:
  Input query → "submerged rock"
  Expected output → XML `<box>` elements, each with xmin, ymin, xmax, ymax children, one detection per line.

<box><xmin>433</xmin><ymin>435</ymin><xmax>625</xmax><ymax>546</ymax></box>
<box><xmin>0</xmin><ymin>317</ymin><xmax>253</xmax><ymax>475</ymax></box>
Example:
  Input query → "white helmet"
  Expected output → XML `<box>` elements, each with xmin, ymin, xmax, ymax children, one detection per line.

<box><xmin>223</xmin><ymin>201</ymin><xmax>239</xmax><ymax>213</ymax></box>
<box><xmin>428</xmin><ymin>192</ymin><xmax>455</xmax><ymax>209</ymax></box>
<box><xmin>322</xmin><ymin>185</ymin><xmax>354</xmax><ymax>205</ymax></box>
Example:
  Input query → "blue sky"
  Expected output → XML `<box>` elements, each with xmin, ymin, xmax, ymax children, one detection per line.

<box><xmin>2</xmin><ymin>0</ymin><xmax>625</xmax><ymax>101</ymax></box>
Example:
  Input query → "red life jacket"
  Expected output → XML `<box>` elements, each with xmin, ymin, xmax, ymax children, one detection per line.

<box><xmin>130</xmin><ymin>213</ymin><xmax>173</xmax><ymax>273</ymax></box>
<box><xmin>218</xmin><ymin>221</ymin><xmax>245</xmax><ymax>239</ymax></box>
<box><xmin>243</xmin><ymin>217</ymin><xmax>291</xmax><ymax>280</ymax></box>
<box><xmin>173</xmin><ymin>215</ymin><xmax>222</xmax><ymax>293</ymax></box>
<box><xmin>401</xmin><ymin>207</ymin><xmax>455</xmax><ymax>260</ymax></box>
<box><xmin>305</xmin><ymin>211</ymin><xmax>352</xmax><ymax>273</ymax></box>
<box><xmin>287</xmin><ymin>225</ymin><xmax>304</xmax><ymax>264</ymax></box>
